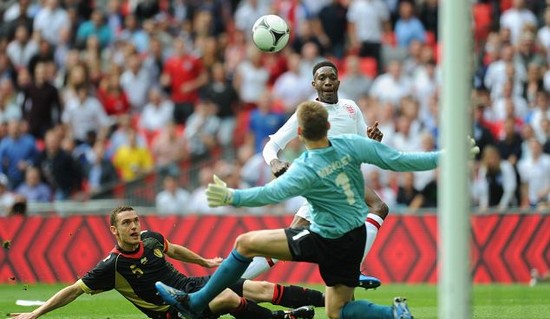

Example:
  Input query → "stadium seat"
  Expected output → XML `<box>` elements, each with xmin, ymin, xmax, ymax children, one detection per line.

<box><xmin>233</xmin><ymin>110</ymin><xmax>251</xmax><ymax>148</ymax></box>
<box><xmin>500</xmin><ymin>0</ymin><xmax>512</xmax><ymax>11</ymax></box>
<box><xmin>473</xmin><ymin>3</ymin><xmax>492</xmax><ymax>42</ymax></box>
<box><xmin>425</xmin><ymin>31</ymin><xmax>436</xmax><ymax>46</ymax></box>
<box><xmin>382</xmin><ymin>31</ymin><xmax>397</xmax><ymax>47</ymax></box>
<box><xmin>359</xmin><ymin>57</ymin><xmax>378</xmax><ymax>78</ymax></box>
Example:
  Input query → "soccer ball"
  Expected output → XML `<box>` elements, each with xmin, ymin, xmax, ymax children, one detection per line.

<box><xmin>252</xmin><ymin>15</ymin><xmax>290</xmax><ymax>53</ymax></box>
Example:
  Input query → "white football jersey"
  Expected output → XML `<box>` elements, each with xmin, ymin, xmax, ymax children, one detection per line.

<box><xmin>263</xmin><ymin>98</ymin><xmax>368</xmax><ymax>164</ymax></box>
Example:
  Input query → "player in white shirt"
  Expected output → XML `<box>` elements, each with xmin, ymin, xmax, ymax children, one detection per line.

<box><xmin>241</xmin><ymin>61</ymin><xmax>386</xmax><ymax>289</ymax></box>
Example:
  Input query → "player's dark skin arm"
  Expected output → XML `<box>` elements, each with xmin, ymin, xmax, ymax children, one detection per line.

<box><xmin>9</xmin><ymin>282</ymin><xmax>85</xmax><ymax>319</ymax></box>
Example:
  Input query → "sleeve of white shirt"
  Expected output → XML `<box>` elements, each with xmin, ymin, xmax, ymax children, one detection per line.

<box><xmin>61</xmin><ymin>103</ymin><xmax>71</xmax><ymax>124</ymax></box>
<box><xmin>346</xmin><ymin>2</ymin><xmax>358</xmax><ymax>22</ymax></box>
<box><xmin>94</xmin><ymin>98</ymin><xmax>111</xmax><ymax>127</ymax></box>
<box><xmin>353</xmin><ymin>102</ymin><xmax>368</xmax><ymax>137</ymax></box>
<box><xmin>262</xmin><ymin>113</ymin><xmax>299</xmax><ymax>164</ymax></box>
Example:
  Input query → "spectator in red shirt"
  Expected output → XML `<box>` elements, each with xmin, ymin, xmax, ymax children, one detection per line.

<box><xmin>160</xmin><ymin>37</ymin><xmax>208</xmax><ymax>124</ymax></box>
<box><xmin>97</xmin><ymin>72</ymin><xmax>131</xmax><ymax>117</ymax></box>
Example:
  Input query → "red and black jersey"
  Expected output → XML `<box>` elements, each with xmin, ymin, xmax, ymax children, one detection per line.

<box><xmin>77</xmin><ymin>231</ymin><xmax>187</xmax><ymax>319</ymax></box>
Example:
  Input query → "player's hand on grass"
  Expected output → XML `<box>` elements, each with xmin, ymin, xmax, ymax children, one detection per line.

<box><xmin>8</xmin><ymin>313</ymin><xmax>37</xmax><ymax>319</ymax></box>
<box><xmin>366</xmin><ymin>121</ymin><xmax>384</xmax><ymax>142</ymax></box>
<box><xmin>270</xmin><ymin>159</ymin><xmax>290</xmax><ymax>177</ymax></box>
<box><xmin>206</xmin><ymin>175</ymin><xmax>234</xmax><ymax>207</ymax></box>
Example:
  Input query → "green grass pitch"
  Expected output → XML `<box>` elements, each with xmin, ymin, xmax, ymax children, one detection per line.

<box><xmin>2</xmin><ymin>283</ymin><xmax>549</xmax><ymax>318</ymax></box>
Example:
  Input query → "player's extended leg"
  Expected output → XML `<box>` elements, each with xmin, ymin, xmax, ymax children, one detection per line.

<box><xmin>157</xmin><ymin>229</ymin><xmax>293</xmax><ymax>317</ymax></box>
<box><xmin>359</xmin><ymin>187</ymin><xmax>387</xmax><ymax>289</ymax></box>
<box><xmin>339</xmin><ymin>296</ymin><xmax>413</xmax><ymax>319</ymax></box>
<box><xmin>325</xmin><ymin>284</ymin><xmax>413</xmax><ymax>319</ymax></box>
<box><xmin>241</xmin><ymin>213</ymin><xmax>310</xmax><ymax>280</ymax></box>
<box><xmin>324</xmin><ymin>284</ymin><xmax>355</xmax><ymax>319</ymax></box>
<box><xmin>364</xmin><ymin>186</ymin><xmax>388</xmax><ymax>256</ymax></box>
<box><xmin>241</xmin><ymin>280</ymin><xmax>324</xmax><ymax>307</ymax></box>
<box><xmin>201</xmin><ymin>287</ymin><xmax>314</xmax><ymax>319</ymax></box>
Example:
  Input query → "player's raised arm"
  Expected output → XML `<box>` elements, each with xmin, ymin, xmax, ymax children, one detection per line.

<box><xmin>165</xmin><ymin>241</ymin><xmax>223</xmax><ymax>268</ymax></box>
<box><xmin>262</xmin><ymin>113</ymin><xmax>300</xmax><ymax>177</ymax></box>
<box><xmin>366</xmin><ymin>121</ymin><xmax>384</xmax><ymax>142</ymax></box>
<box><xmin>9</xmin><ymin>282</ymin><xmax>85</xmax><ymax>319</ymax></box>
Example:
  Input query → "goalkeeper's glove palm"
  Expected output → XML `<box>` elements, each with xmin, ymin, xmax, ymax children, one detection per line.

<box><xmin>469</xmin><ymin>137</ymin><xmax>480</xmax><ymax>158</ymax></box>
<box><xmin>206</xmin><ymin>175</ymin><xmax>234</xmax><ymax>207</ymax></box>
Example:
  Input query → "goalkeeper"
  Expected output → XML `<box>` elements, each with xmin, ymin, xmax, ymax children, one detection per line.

<box><xmin>155</xmin><ymin>101</ymin><xmax>479</xmax><ymax>319</ymax></box>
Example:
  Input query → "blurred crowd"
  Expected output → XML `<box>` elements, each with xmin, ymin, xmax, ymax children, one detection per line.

<box><xmin>0</xmin><ymin>0</ymin><xmax>549</xmax><ymax>216</ymax></box>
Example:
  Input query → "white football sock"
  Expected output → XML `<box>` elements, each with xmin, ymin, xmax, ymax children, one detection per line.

<box><xmin>241</xmin><ymin>256</ymin><xmax>279</xmax><ymax>279</ymax></box>
<box><xmin>362</xmin><ymin>213</ymin><xmax>384</xmax><ymax>261</ymax></box>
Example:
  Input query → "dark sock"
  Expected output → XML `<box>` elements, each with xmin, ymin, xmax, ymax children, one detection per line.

<box><xmin>231</xmin><ymin>298</ymin><xmax>273</xmax><ymax>319</ymax></box>
<box><xmin>272</xmin><ymin>284</ymin><xmax>325</xmax><ymax>308</ymax></box>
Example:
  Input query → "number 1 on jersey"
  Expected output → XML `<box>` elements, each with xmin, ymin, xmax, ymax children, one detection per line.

<box><xmin>335</xmin><ymin>172</ymin><xmax>356</xmax><ymax>205</ymax></box>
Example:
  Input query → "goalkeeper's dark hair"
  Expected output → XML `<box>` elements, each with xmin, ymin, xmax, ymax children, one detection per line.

<box><xmin>312</xmin><ymin>60</ymin><xmax>338</xmax><ymax>77</ymax></box>
<box><xmin>297</xmin><ymin>101</ymin><xmax>329</xmax><ymax>141</ymax></box>
<box><xmin>110</xmin><ymin>206</ymin><xmax>136</xmax><ymax>226</ymax></box>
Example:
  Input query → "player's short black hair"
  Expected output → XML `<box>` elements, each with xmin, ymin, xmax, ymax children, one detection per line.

<box><xmin>110</xmin><ymin>206</ymin><xmax>135</xmax><ymax>226</ymax></box>
<box><xmin>312</xmin><ymin>61</ymin><xmax>338</xmax><ymax>77</ymax></box>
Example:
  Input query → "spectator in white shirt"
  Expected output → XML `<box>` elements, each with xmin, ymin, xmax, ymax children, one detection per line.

<box><xmin>412</xmin><ymin>59</ymin><xmax>439</xmax><ymax>117</ymax></box>
<box><xmin>3</xmin><ymin>0</ymin><xmax>37</xmax><ymax>23</ymax></box>
<box><xmin>340</xmin><ymin>55</ymin><xmax>373</xmax><ymax>102</ymax></box>
<box><xmin>120</xmin><ymin>53</ymin><xmax>152</xmax><ymax>113</ymax></box>
<box><xmin>139</xmin><ymin>87</ymin><xmax>174</xmax><ymax>132</ymax></box>
<box><xmin>6</xmin><ymin>25</ymin><xmax>38</xmax><ymax>70</ymax></box>
<box><xmin>62</xmin><ymin>85</ymin><xmax>110</xmax><ymax>143</ymax></box>
<box><xmin>473</xmin><ymin>145</ymin><xmax>517</xmax><ymax>212</ymax></box>
<box><xmin>490</xmin><ymin>80</ymin><xmax>529</xmax><ymax>122</ymax></box>
<box><xmin>155</xmin><ymin>175</ymin><xmax>191</xmax><ymax>215</ymax></box>
<box><xmin>234</xmin><ymin>0</ymin><xmax>269</xmax><ymax>38</ymax></box>
<box><xmin>272</xmin><ymin>53</ymin><xmax>312</xmax><ymax>114</ymax></box>
<box><xmin>484</xmin><ymin>45</ymin><xmax>526</xmax><ymax>99</ymax></box>
<box><xmin>518</xmin><ymin>138</ymin><xmax>550</xmax><ymax>208</ymax></box>
<box><xmin>537</xmin><ymin>8</ymin><xmax>550</xmax><ymax>62</ymax></box>
<box><xmin>529</xmin><ymin>91</ymin><xmax>550</xmax><ymax>141</ymax></box>
<box><xmin>499</xmin><ymin>0</ymin><xmax>538</xmax><ymax>45</ymax></box>
<box><xmin>234</xmin><ymin>45</ymin><xmax>269</xmax><ymax>109</ymax></box>
<box><xmin>413</xmin><ymin>131</ymin><xmax>437</xmax><ymax>191</ymax></box>
<box><xmin>369</xmin><ymin>59</ymin><xmax>412</xmax><ymax>106</ymax></box>
<box><xmin>392</xmin><ymin>114</ymin><xmax>422</xmax><ymax>152</ymax></box>
<box><xmin>346</xmin><ymin>0</ymin><xmax>389</xmax><ymax>74</ymax></box>
<box><xmin>33</xmin><ymin>0</ymin><xmax>70</xmax><ymax>46</ymax></box>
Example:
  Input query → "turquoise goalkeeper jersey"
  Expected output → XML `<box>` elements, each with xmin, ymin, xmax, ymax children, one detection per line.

<box><xmin>232</xmin><ymin>134</ymin><xmax>440</xmax><ymax>239</ymax></box>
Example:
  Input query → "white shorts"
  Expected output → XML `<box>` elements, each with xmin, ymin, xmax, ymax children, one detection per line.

<box><xmin>295</xmin><ymin>201</ymin><xmax>312</xmax><ymax>221</ymax></box>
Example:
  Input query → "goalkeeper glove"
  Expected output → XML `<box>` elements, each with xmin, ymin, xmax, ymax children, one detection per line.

<box><xmin>206</xmin><ymin>175</ymin><xmax>234</xmax><ymax>207</ymax></box>
<box><xmin>439</xmin><ymin>137</ymin><xmax>480</xmax><ymax>159</ymax></box>
<box><xmin>469</xmin><ymin>137</ymin><xmax>480</xmax><ymax>158</ymax></box>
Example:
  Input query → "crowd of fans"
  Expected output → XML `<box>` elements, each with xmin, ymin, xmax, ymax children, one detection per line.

<box><xmin>0</xmin><ymin>0</ymin><xmax>548</xmax><ymax>216</ymax></box>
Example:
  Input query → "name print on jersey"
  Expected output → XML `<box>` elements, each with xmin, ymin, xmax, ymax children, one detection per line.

<box><xmin>317</xmin><ymin>155</ymin><xmax>352</xmax><ymax>178</ymax></box>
